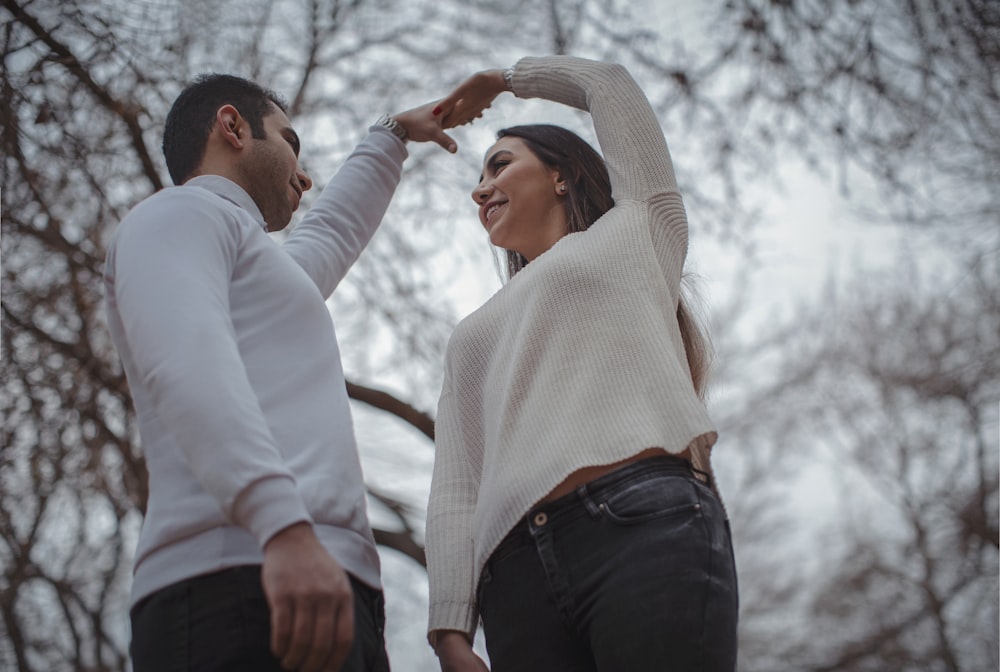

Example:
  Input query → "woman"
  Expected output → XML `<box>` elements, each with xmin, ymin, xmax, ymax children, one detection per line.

<box><xmin>426</xmin><ymin>56</ymin><xmax>738</xmax><ymax>672</ymax></box>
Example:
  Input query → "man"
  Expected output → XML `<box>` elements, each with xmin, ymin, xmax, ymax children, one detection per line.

<box><xmin>103</xmin><ymin>74</ymin><xmax>456</xmax><ymax>671</ymax></box>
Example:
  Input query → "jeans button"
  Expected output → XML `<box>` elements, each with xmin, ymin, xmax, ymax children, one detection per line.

<box><xmin>533</xmin><ymin>512</ymin><xmax>548</xmax><ymax>527</ymax></box>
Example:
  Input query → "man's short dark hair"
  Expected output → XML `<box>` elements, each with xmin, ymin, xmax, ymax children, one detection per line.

<box><xmin>162</xmin><ymin>74</ymin><xmax>288</xmax><ymax>185</ymax></box>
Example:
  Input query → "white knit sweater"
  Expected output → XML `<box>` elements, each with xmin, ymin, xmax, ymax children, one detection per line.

<box><xmin>426</xmin><ymin>56</ymin><xmax>719</xmax><ymax>638</ymax></box>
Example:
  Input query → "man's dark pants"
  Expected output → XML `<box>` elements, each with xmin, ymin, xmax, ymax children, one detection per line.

<box><xmin>130</xmin><ymin>565</ymin><xmax>390</xmax><ymax>671</ymax></box>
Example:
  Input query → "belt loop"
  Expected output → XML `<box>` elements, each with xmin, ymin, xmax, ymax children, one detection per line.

<box><xmin>690</xmin><ymin>464</ymin><xmax>713</xmax><ymax>488</ymax></box>
<box><xmin>578</xmin><ymin>484</ymin><xmax>601</xmax><ymax>518</ymax></box>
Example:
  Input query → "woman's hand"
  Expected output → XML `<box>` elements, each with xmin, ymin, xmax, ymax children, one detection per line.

<box><xmin>436</xmin><ymin>69</ymin><xmax>509</xmax><ymax>130</ymax></box>
<box><xmin>434</xmin><ymin>631</ymin><xmax>489</xmax><ymax>672</ymax></box>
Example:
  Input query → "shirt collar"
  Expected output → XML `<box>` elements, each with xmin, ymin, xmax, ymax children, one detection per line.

<box><xmin>185</xmin><ymin>175</ymin><xmax>268</xmax><ymax>231</ymax></box>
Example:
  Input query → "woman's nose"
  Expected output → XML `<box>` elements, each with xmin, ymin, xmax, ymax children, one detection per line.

<box><xmin>472</xmin><ymin>182</ymin><xmax>491</xmax><ymax>204</ymax></box>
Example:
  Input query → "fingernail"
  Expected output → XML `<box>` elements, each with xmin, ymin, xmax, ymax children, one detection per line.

<box><xmin>433</xmin><ymin>106</ymin><xmax>442</xmax><ymax>115</ymax></box>
<box><xmin>449</xmin><ymin>143</ymin><xmax>457</xmax><ymax>153</ymax></box>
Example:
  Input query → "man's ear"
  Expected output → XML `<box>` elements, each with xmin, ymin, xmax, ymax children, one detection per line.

<box><xmin>216</xmin><ymin>105</ymin><xmax>245</xmax><ymax>149</ymax></box>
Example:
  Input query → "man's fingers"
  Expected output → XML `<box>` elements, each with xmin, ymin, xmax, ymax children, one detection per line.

<box><xmin>435</xmin><ymin>131</ymin><xmax>458</xmax><ymax>154</ymax></box>
<box><xmin>280</xmin><ymin>600</ymin><xmax>315</xmax><ymax>671</ymax></box>
<box><xmin>270</xmin><ymin>597</ymin><xmax>293</xmax><ymax>661</ymax></box>
<box><xmin>326</xmin><ymin>594</ymin><xmax>355</xmax><ymax>672</ymax></box>
<box><xmin>300</xmin><ymin>602</ymin><xmax>336</xmax><ymax>672</ymax></box>
<box><xmin>261</xmin><ymin>525</ymin><xmax>356</xmax><ymax>671</ymax></box>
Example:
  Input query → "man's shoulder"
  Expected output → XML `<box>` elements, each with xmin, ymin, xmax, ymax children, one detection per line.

<box><xmin>132</xmin><ymin>183</ymin><xmax>228</xmax><ymax>215</ymax></box>
<box><xmin>107</xmin><ymin>184</ymin><xmax>256</xmax><ymax>264</ymax></box>
<box><xmin>119</xmin><ymin>183</ymin><xmax>245</xmax><ymax>233</ymax></box>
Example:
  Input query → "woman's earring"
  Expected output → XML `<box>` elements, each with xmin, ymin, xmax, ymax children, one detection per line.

<box><xmin>558</xmin><ymin>184</ymin><xmax>567</xmax><ymax>193</ymax></box>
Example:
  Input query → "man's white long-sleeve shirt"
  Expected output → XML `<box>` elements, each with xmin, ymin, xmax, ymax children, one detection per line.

<box><xmin>104</xmin><ymin>127</ymin><xmax>405</xmax><ymax>606</ymax></box>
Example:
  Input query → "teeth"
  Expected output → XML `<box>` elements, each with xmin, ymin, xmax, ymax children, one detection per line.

<box><xmin>487</xmin><ymin>204</ymin><xmax>501</xmax><ymax>219</ymax></box>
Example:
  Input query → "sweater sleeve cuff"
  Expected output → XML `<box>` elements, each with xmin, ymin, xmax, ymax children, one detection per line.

<box><xmin>428</xmin><ymin>600</ymin><xmax>479</xmax><ymax>641</ymax></box>
<box><xmin>231</xmin><ymin>475</ymin><xmax>313</xmax><ymax>547</ymax></box>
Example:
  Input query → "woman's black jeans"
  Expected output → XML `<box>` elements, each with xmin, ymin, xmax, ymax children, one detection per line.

<box><xmin>129</xmin><ymin>565</ymin><xmax>389</xmax><ymax>671</ymax></box>
<box><xmin>476</xmin><ymin>454</ymin><xmax>739</xmax><ymax>672</ymax></box>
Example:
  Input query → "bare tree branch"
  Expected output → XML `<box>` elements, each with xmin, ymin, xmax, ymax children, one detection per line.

<box><xmin>4</xmin><ymin>0</ymin><xmax>164</xmax><ymax>191</ymax></box>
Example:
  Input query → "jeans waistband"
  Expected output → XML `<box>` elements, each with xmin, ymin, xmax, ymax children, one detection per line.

<box><xmin>493</xmin><ymin>454</ymin><xmax>696</xmax><ymax>558</ymax></box>
<box><xmin>534</xmin><ymin>454</ymin><xmax>693</xmax><ymax>517</ymax></box>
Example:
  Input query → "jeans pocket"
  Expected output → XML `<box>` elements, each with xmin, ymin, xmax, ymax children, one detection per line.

<box><xmin>598</xmin><ymin>476</ymin><xmax>701</xmax><ymax>526</ymax></box>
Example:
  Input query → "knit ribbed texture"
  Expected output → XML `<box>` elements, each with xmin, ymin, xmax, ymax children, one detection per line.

<box><xmin>426</xmin><ymin>56</ymin><xmax>720</xmax><ymax>638</ymax></box>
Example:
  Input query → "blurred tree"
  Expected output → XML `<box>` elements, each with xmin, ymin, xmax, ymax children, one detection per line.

<box><xmin>1</xmin><ymin>0</ymin><xmax>996</xmax><ymax>670</ymax></box>
<box><xmin>714</xmin><ymin>256</ymin><xmax>999</xmax><ymax>672</ymax></box>
<box><xmin>698</xmin><ymin>4</ymin><xmax>999</xmax><ymax>667</ymax></box>
<box><xmin>793</xmin><ymin>261</ymin><xmax>999</xmax><ymax>672</ymax></box>
<box><xmin>709</xmin><ymin>0</ymin><xmax>999</xmax><ymax>250</ymax></box>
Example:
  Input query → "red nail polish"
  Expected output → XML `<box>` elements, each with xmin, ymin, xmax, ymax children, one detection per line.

<box><xmin>433</xmin><ymin>105</ymin><xmax>442</xmax><ymax>115</ymax></box>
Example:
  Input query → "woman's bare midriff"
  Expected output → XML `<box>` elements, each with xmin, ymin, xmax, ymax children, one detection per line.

<box><xmin>539</xmin><ymin>447</ymin><xmax>690</xmax><ymax>504</ymax></box>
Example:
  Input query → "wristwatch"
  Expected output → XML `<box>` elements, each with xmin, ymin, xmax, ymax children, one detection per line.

<box><xmin>375</xmin><ymin>113</ymin><xmax>408</xmax><ymax>142</ymax></box>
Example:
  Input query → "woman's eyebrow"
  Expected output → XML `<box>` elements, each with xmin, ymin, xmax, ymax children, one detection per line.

<box><xmin>480</xmin><ymin>149</ymin><xmax>514</xmax><ymax>181</ymax></box>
